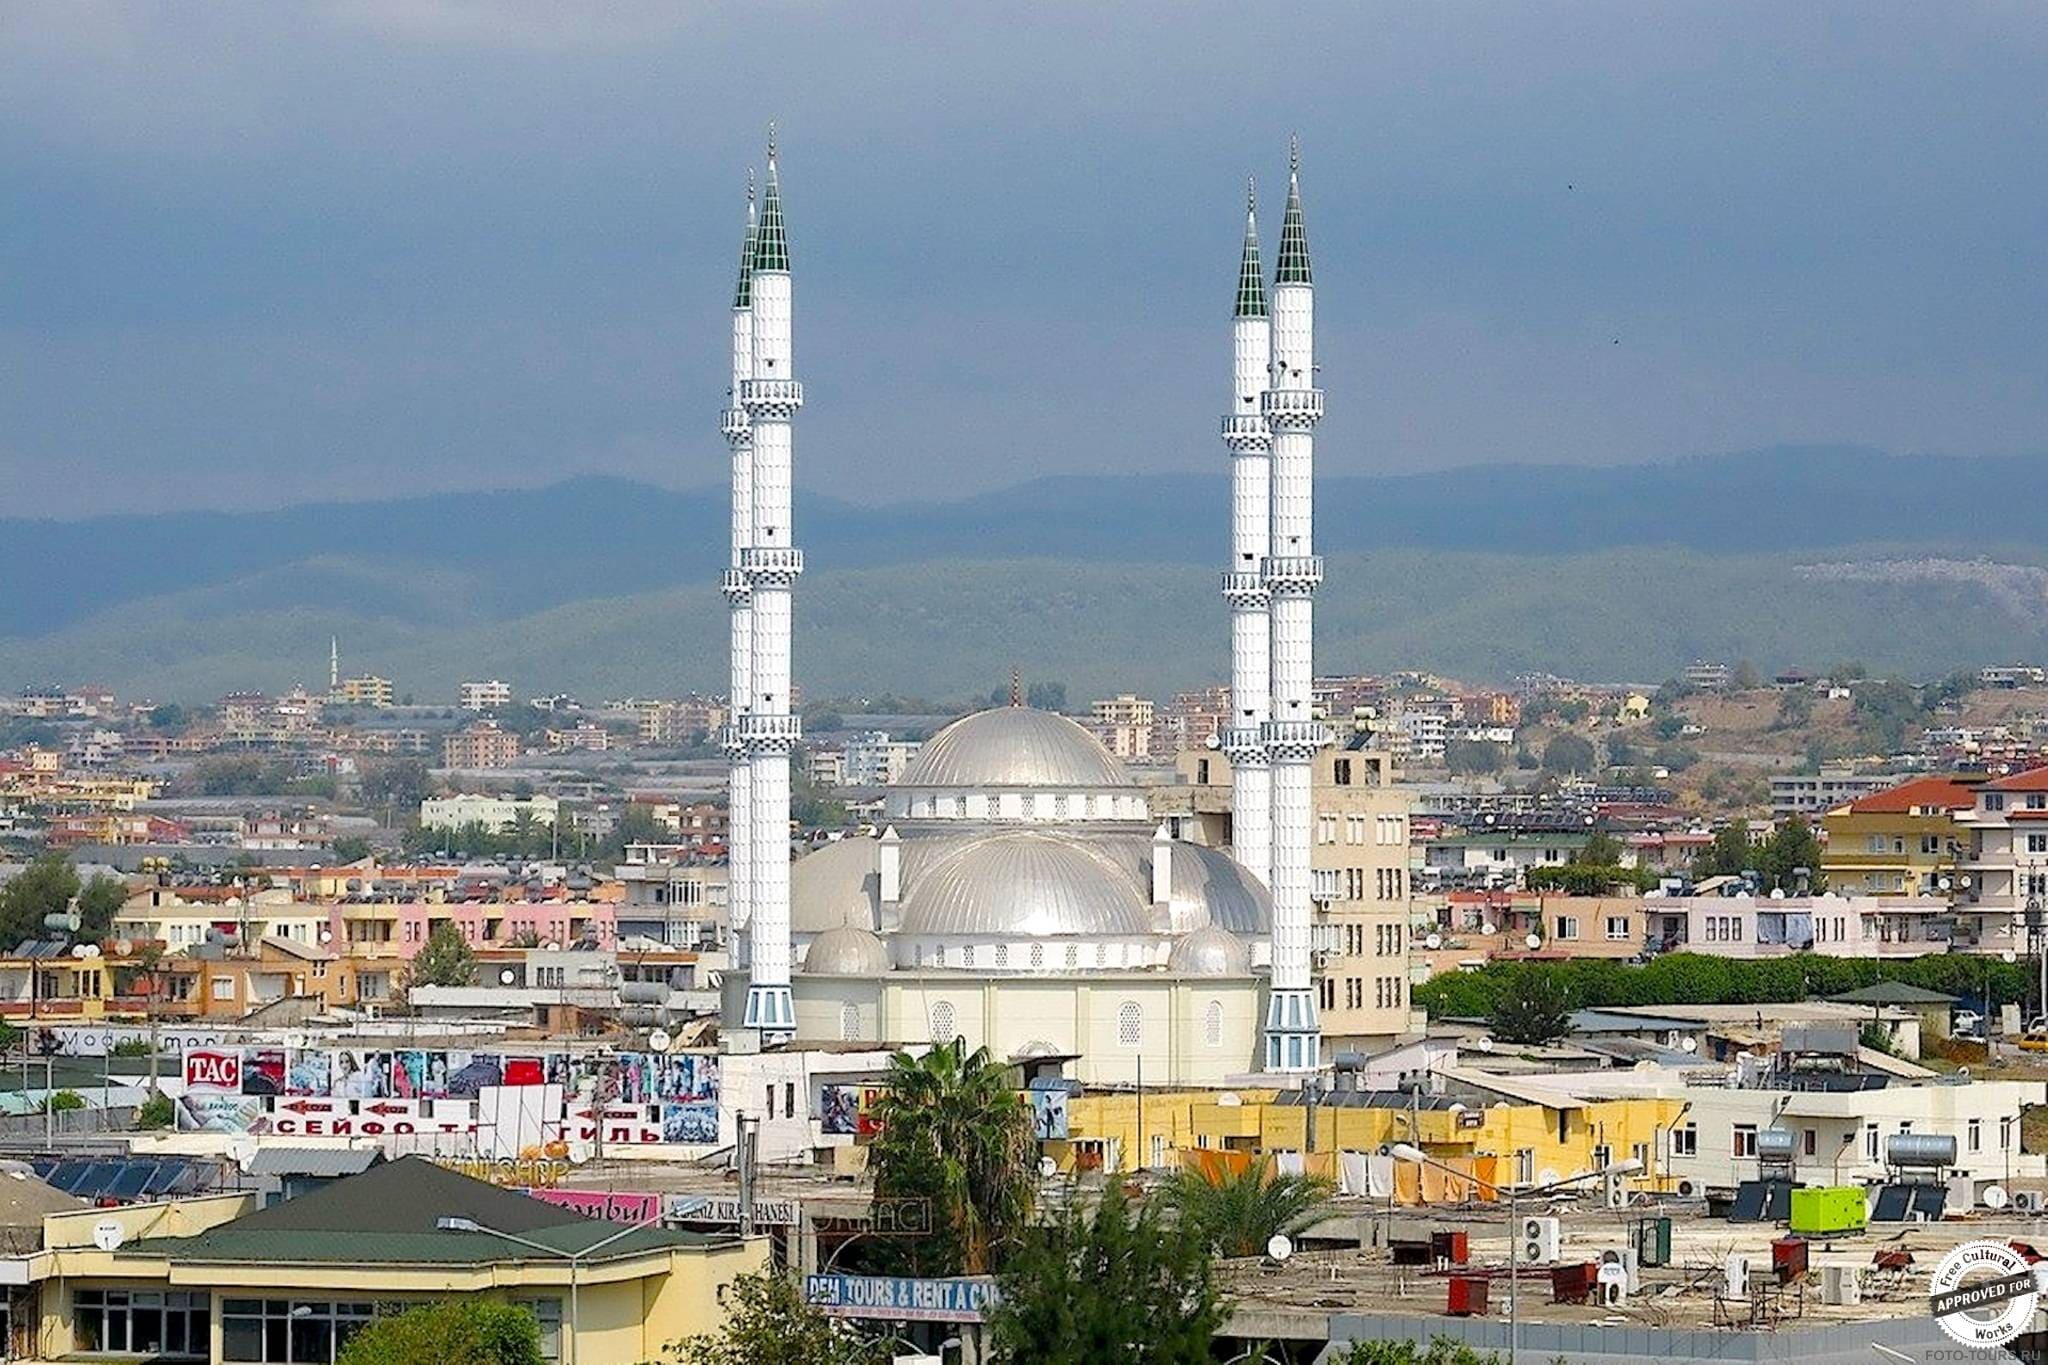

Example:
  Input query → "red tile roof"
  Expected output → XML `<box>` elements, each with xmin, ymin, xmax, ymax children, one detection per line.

<box><xmin>1844</xmin><ymin>775</ymin><xmax>1979</xmax><ymax>814</ymax></box>
<box><xmin>1990</xmin><ymin>766</ymin><xmax>2048</xmax><ymax>792</ymax></box>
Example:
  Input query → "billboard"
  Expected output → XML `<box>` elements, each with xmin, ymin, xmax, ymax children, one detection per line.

<box><xmin>803</xmin><ymin>1275</ymin><xmax>998</xmax><ymax>1323</ymax></box>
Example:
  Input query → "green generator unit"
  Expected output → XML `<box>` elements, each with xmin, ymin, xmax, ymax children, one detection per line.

<box><xmin>1634</xmin><ymin>1215</ymin><xmax>1673</xmax><ymax>1267</ymax></box>
<box><xmin>1789</xmin><ymin>1186</ymin><xmax>1868</xmax><ymax>1235</ymax></box>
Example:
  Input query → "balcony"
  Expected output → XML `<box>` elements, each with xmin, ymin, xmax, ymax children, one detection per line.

<box><xmin>1259</xmin><ymin>388</ymin><xmax>1325</xmax><ymax>424</ymax></box>
<box><xmin>737</xmin><ymin>714</ymin><xmax>803</xmax><ymax>743</ymax></box>
<box><xmin>1261</xmin><ymin>555</ymin><xmax>1324</xmax><ymax>592</ymax></box>
<box><xmin>738</xmin><ymin>378</ymin><xmax>804</xmax><ymax>412</ymax></box>
<box><xmin>739</xmin><ymin>546</ymin><xmax>804</xmax><ymax>576</ymax></box>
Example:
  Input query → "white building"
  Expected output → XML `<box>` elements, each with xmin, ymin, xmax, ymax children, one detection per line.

<box><xmin>419</xmin><ymin>793</ymin><xmax>560</xmax><ymax>833</ymax></box>
<box><xmin>459</xmin><ymin>680</ymin><xmax>513</xmax><ymax>711</ymax></box>
<box><xmin>1771</xmin><ymin>769</ymin><xmax>1898</xmax><ymax>816</ymax></box>
<box><xmin>841</xmin><ymin>731</ymin><xmax>920</xmax><ymax>787</ymax></box>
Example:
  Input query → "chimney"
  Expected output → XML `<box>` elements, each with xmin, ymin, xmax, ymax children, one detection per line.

<box><xmin>1152</xmin><ymin>823</ymin><xmax>1173</xmax><ymax>906</ymax></box>
<box><xmin>878</xmin><ymin>826</ymin><xmax>902</xmax><ymax>906</ymax></box>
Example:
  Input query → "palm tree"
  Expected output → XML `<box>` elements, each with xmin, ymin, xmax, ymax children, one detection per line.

<box><xmin>868</xmin><ymin>1037</ymin><xmax>1035</xmax><ymax>1275</ymax></box>
<box><xmin>1159</xmin><ymin>1155</ymin><xmax>1333</xmax><ymax>1259</ymax></box>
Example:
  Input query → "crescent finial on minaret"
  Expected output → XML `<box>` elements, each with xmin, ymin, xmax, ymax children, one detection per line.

<box><xmin>1247</xmin><ymin>175</ymin><xmax>1257</xmax><ymax>215</ymax></box>
<box><xmin>1289</xmin><ymin>132</ymin><xmax>1300</xmax><ymax>175</ymax></box>
<box><xmin>767</xmin><ymin>120</ymin><xmax>778</xmax><ymax>163</ymax></box>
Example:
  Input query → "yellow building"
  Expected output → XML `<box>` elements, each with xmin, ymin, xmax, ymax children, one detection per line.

<box><xmin>1821</xmin><ymin>774</ymin><xmax>1978</xmax><ymax>896</ymax></box>
<box><xmin>1058</xmin><ymin>1085</ymin><xmax>1686</xmax><ymax>1195</ymax></box>
<box><xmin>26</xmin><ymin>1157</ymin><xmax>766</xmax><ymax>1364</ymax></box>
<box><xmin>328</xmin><ymin>674</ymin><xmax>395</xmax><ymax>708</ymax></box>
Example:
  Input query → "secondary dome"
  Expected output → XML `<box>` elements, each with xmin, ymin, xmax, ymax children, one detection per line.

<box><xmin>801</xmin><ymin>925</ymin><xmax>892</xmax><ymax>977</ymax></box>
<box><xmin>898</xmin><ymin>830</ymin><xmax>1153</xmax><ymax>937</ymax></box>
<box><xmin>900</xmin><ymin>707</ymin><xmax>1133</xmax><ymax>790</ymax></box>
<box><xmin>1168</xmin><ymin>925</ymin><xmax>1251</xmax><ymax>976</ymax></box>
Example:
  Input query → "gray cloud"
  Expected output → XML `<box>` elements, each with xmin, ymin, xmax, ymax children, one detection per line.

<box><xmin>2</xmin><ymin>1</ymin><xmax>2044</xmax><ymax>514</ymax></box>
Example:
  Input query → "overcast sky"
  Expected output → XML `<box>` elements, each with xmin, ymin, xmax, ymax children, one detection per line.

<box><xmin>3</xmin><ymin>2</ymin><xmax>2044</xmax><ymax>517</ymax></box>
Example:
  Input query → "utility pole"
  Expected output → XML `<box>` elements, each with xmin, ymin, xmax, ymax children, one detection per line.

<box><xmin>737</xmin><ymin>1112</ymin><xmax>759</xmax><ymax>1238</ymax></box>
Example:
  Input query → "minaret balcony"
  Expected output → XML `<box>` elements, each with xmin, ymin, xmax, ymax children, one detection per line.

<box><xmin>1220</xmin><ymin>413</ymin><xmax>1270</xmax><ymax>453</ymax></box>
<box><xmin>737</xmin><ymin>713</ymin><xmax>803</xmax><ymax>753</ymax></box>
<box><xmin>720</xmin><ymin>407</ymin><xmax>750</xmax><ymax>441</ymax></box>
<box><xmin>721</xmin><ymin>568</ymin><xmax>752</xmax><ymax>604</ymax></box>
<box><xmin>1220</xmin><ymin>571</ymin><xmax>1269</xmax><ymax>609</ymax></box>
<box><xmin>1261</xmin><ymin>718</ymin><xmax>1332</xmax><ymax>759</ymax></box>
<box><xmin>1219</xmin><ymin>727</ymin><xmax>1268</xmax><ymax>762</ymax></box>
<box><xmin>1260</xmin><ymin>387</ymin><xmax>1324</xmax><ymax>430</ymax></box>
<box><xmin>1261</xmin><ymin>555</ymin><xmax>1324</xmax><ymax>593</ymax></box>
<box><xmin>739</xmin><ymin>546</ymin><xmax>805</xmax><ymax>585</ymax></box>
<box><xmin>739</xmin><ymin>378</ymin><xmax>805</xmax><ymax>417</ymax></box>
<box><xmin>718</xmin><ymin>722</ymin><xmax>748</xmax><ymax>757</ymax></box>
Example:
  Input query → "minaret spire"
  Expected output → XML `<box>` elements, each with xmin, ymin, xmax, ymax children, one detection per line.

<box><xmin>722</xmin><ymin>172</ymin><xmax>760</xmax><ymax>948</ymax></box>
<box><xmin>1221</xmin><ymin>173</ymin><xmax>1275</xmax><ymax>896</ymax></box>
<box><xmin>737</xmin><ymin>123</ymin><xmax>803</xmax><ymax>1044</ymax></box>
<box><xmin>1260</xmin><ymin>137</ymin><xmax>1328</xmax><ymax>1072</ymax></box>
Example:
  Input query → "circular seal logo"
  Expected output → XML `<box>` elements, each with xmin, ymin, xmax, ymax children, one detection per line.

<box><xmin>1929</xmin><ymin>1239</ymin><xmax>2040</xmax><ymax>1347</ymax></box>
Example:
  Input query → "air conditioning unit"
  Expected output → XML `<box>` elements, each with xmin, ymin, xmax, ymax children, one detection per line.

<box><xmin>1675</xmin><ymin>1179</ymin><xmax>1698</xmax><ymax>1198</ymax></box>
<box><xmin>1821</xmin><ymin>1263</ymin><xmax>1861</xmax><ymax>1306</ymax></box>
<box><xmin>1521</xmin><ymin>1216</ymin><xmax>1562</xmax><ymax>1264</ymax></box>
<box><xmin>2015</xmin><ymin>1190</ymin><xmax>2047</xmax><ymax>1215</ymax></box>
<box><xmin>1599</xmin><ymin>1246</ymin><xmax>1641</xmax><ymax>1294</ymax></box>
<box><xmin>1725</xmin><ymin>1253</ymin><xmax>1751</xmax><ymax>1300</ymax></box>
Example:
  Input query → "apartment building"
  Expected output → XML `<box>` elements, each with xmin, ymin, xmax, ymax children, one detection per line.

<box><xmin>1157</xmin><ymin>738</ymin><xmax>1415</xmax><ymax>1055</ymax></box>
<box><xmin>1156</xmin><ymin>686</ymin><xmax>1231</xmax><ymax>757</ymax></box>
<box><xmin>1770</xmin><ymin>767</ymin><xmax>1897</xmax><ymax>816</ymax></box>
<box><xmin>1087</xmin><ymin>694</ymin><xmax>1155</xmax><ymax>761</ymax></box>
<box><xmin>634</xmin><ymin>696</ymin><xmax>727</xmax><ymax>746</ymax></box>
<box><xmin>329</xmin><ymin>675</ymin><xmax>395</xmax><ymax>708</ymax></box>
<box><xmin>1644</xmin><ymin>892</ymin><xmax>1959</xmax><ymax>958</ymax></box>
<box><xmin>841</xmin><ymin>731</ymin><xmax>921</xmax><ymax>787</ymax></box>
<box><xmin>1821</xmin><ymin>774</ymin><xmax>1978</xmax><ymax>896</ymax></box>
<box><xmin>442</xmin><ymin>720</ymin><xmax>522</xmax><ymax>769</ymax></box>
<box><xmin>613</xmin><ymin>844</ymin><xmax>729</xmax><ymax>953</ymax></box>
<box><xmin>1955</xmin><ymin>766</ymin><xmax>2048</xmax><ymax>952</ymax></box>
<box><xmin>458</xmin><ymin>679</ymin><xmax>513</xmax><ymax>711</ymax></box>
<box><xmin>419</xmin><ymin>792</ymin><xmax>560</xmax><ymax>833</ymax></box>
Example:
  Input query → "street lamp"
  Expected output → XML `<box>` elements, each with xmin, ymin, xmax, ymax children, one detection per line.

<box><xmin>2027</xmin><ymin>895</ymin><xmax>2046</xmax><ymax>1028</ymax></box>
<box><xmin>1387</xmin><ymin>1143</ymin><xmax>1642</xmax><ymax>1365</ymax></box>
<box><xmin>436</xmin><ymin>1214</ymin><xmax>655</xmax><ymax>1363</ymax></box>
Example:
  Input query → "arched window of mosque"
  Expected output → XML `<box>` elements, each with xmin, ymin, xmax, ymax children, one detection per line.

<box><xmin>962</xmin><ymin>944</ymin><xmax>975</xmax><ymax>968</ymax></box>
<box><xmin>841</xmin><ymin>1003</ymin><xmax>861</xmax><ymax>1040</ymax></box>
<box><xmin>1053</xmin><ymin>793</ymin><xmax>1068</xmax><ymax>819</ymax></box>
<box><xmin>995</xmin><ymin>943</ymin><xmax>1009</xmax><ymax>969</ymax></box>
<box><xmin>1066</xmin><ymin>944</ymin><xmax>1079</xmax><ymax>969</ymax></box>
<box><xmin>1118</xmin><ymin>1001</ymin><xmax>1143</xmax><ymax>1047</ymax></box>
<box><xmin>930</xmin><ymin>1001</ymin><xmax>957</xmax><ymax>1042</ymax></box>
<box><xmin>1030</xmin><ymin>943</ymin><xmax>1044</xmax><ymax>969</ymax></box>
<box><xmin>1095</xmin><ymin>943</ymin><xmax>1106</xmax><ymax>967</ymax></box>
<box><xmin>1203</xmin><ymin>999</ymin><xmax>1224</xmax><ymax>1047</ymax></box>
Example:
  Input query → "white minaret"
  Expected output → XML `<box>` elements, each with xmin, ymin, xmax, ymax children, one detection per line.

<box><xmin>720</xmin><ymin>175</ymin><xmax>757</xmax><ymax>943</ymax></box>
<box><xmin>1221</xmin><ymin>178</ymin><xmax>1273</xmax><ymax>892</ymax></box>
<box><xmin>738</xmin><ymin>127</ymin><xmax>801</xmax><ymax>1042</ymax></box>
<box><xmin>1261</xmin><ymin>138</ymin><xmax>1328</xmax><ymax>1072</ymax></box>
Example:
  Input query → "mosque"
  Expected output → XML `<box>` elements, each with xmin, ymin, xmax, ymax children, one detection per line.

<box><xmin>717</xmin><ymin>132</ymin><xmax>1330</xmax><ymax>1084</ymax></box>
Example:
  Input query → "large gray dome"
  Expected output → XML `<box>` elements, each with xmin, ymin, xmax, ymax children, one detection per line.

<box><xmin>900</xmin><ymin>708</ymin><xmax>1133</xmax><ymax>790</ymax></box>
<box><xmin>897</xmin><ymin>831</ymin><xmax>1153</xmax><ymax>937</ymax></box>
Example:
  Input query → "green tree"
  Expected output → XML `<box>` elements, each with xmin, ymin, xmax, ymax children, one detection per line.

<box><xmin>988</xmin><ymin>1187</ymin><xmax>1221</xmax><ymax>1365</ymax></box>
<box><xmin>1025</xmin><ymin>681</ymin><xmax>1067</xmax><ymax>713</ymax></box>
<box><xmin>1691</xmin><ymin>822</ymin><xmax>1755</xmax><ymax>881</ymax></box>
<box><xmin>1540</xmin><ymin>734</ymin><xmax>1596</xmax><ymax>775</ymax></box>
<box><xmin>1732</xmin><ymin>659</ymin><xmax>1762</xmax><ymax>690</ymax></box>
<box><xmin>1158</xmin><ymin>1154</ymin><xmax>1333</xmax><ymax>1259</ymax></box>
<box><xmin>362</xmin><ymin>758</ymin><xmax>431</xmax><ymax>816</ymax></box>
<box><xmin>402</xmin><ymin>922</ymin><xmax>478</xmax><ymax>997</ymax></box>
<box><xmin>1487</xmin><ymin>966</ymin><xmax>1576</xmax><ymax>1044</ymax></box>
<box><xmin>136</xmin><ymin>1092</ymin><xmax>175</xmax><ymax>1130</ymax></box>
<box><xmin>147</xmin><ymin>703</ymin><xmax>188</xmax><ymax>731</ymax></box>
<box><xmin>664</xmin><ymin>1272</ymin><xmax>891</xmax><ymax>1365</ymax></box>
<box><xmin>77</xmin><ymin>875</ymin><xmax>127</xmax><ymax>942</ymax></box>
<box><xmin>331</xmin><ymin>836</ymin><xmax>373</xmax><ymax>862</ymax></box>
<box><xmin>1572</xmin><ymin>832</ymin><xmax>1625</xmax><ymax>867</ymax></box>
<box><xmin>1773</xmin><ymin>687</ymin><xmax>1813</xmax><ymax>730</ymax></box>
<box><xmin>1652</xmin><ymin>713</ymin><xmax>1686</xmax><ymax>741</ymax></box>
<box><xmin>1332</xmin><ymin>1337</ymin><xmax>1508</xmax><ymax>1365</ymax></box>
<box><xmin>867</xmin><ymin>1038</ymin><xmax>1035</xmax><ymax>1276</ymax></box>
<box><xmin>0</xmin><ymin>853</ymin><xmax>81</xmax><ymax>947</ymax></box>
<box><xmin>334</xmin><ymin>1298</ymin><xmax>546</xmax><ymax>1365</ymax></box>
<box><xmin>1444</xmin><ymin>740</ymin><xmax>1503</xmax><ymax>776</ymax></box>
<box><xmin>45</xmin><ymin>1090</ymin><xmax>86</xmax><ymax>1113</ymax></box>
<box><xmin>1756</xmin><ymin>815</ymin><xmax>1826</xmax><ymax>893</ymax></box>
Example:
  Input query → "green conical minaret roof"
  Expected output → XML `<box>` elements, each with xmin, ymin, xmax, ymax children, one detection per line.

<box><xmin>751</xmin><ymin>125</ymin><xmax>790</xmax><ymax>274</ymax></box>
<box><xmin>1234</xmin><ymin>178</ymin><xmax>1268</xmax><ymax>319</ymax></box>
<box><xmin>733</xmin><ymin>171</ymin><xmax>757</xmax><ymax>309</ymax></box>
<box><xmin>1275</xmin><ymin>138</ymin><xmax>1312</xmax><ymax>286</ymax></box>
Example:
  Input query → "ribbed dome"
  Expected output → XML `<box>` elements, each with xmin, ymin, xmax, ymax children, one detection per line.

<box><xmin>897</xmin><ymin>831</ymin><xmax>1153</xmax><ymax>937</ymax></box>
<box><xmin>900</xmin><ymin>708</ymin><xmax>1133</xmax><ymax>790</ymax></box>
<box><xmin>802</xmin><ymin>925</ymin><xmax>892</xmax><ymax>977</ymax></box>
<box><xmin>1168</xmin><ymin>925</ymin><xmax>1251</xmax><ymax>976</ymax></box>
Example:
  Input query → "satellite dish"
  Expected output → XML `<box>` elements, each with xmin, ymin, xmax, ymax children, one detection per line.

<box><xmin>113</xmin><ymin>939</ymin><xmax>134</xmax><ymax>957</ymax></box>
<box><xmin>1680</xmin><ymin>1037</ymin><xmax>1699</xmax><ymax>1053</ymax></box>
<box><xmin>1986</xmin><ymin>1185</ymin><xmax>2012</xmax><ymax>1211</ymax></box>
<box><xmin>567</xmin><ymin>1141</ymin><xmax>593</xmax><ymax>1166</ymax></box>
<box><xmin>80</xmin><ymin>944</ymin><xmax>100</xmax><ymax>959</ymax></box>
<box><xmin>1425</xmin><ymin>934</ymin><xmax>1443</xmax><ymax>951</ymax></box>
<box><xmin>1266</xmin><ymin>1233</ymin><xmax>1294</xmax><ymax>1262</ymax></box>
<box><xmin>1481</xmin><ymin>923</ymin><xmax>1497</xmax><ymax>936</ymax></box>
<box><xmin>1038</xmin><ymin>1156</ymin><xmax>1058</xmax><ymax>1178</ymax></box>
<box><xmin>92</xmin><ymin>1219</ymin><xmax>125</xmax><ymax>1252</ymax></box>
<box><xmin>648</xmin><ymin>1029</ymin><xmax>673</xmax><ymax>1054</ymax></box>
<box><xmin>500</xmin><ymin>969</ymin><xmax>517</xmax><ymax>985</ymax></box>
<box><xmin>1477</xmin><ymin>1037</ymin><xmax>1496</xmax><ymax>1052</ymax></box>
<box><xmin>2006</xmin><ymin>951</ymin><xmax>2020</xmax><ymax>964</ymax></box>
<box><xmin>1525</xmin><ymin>933</ymin><xmax>1542</xmax><ymax>950</ymax></box>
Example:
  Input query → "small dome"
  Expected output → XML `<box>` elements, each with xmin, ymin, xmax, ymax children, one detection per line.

<box><xmin>899</xmin><ymin>831</ymin><xmax>1153</xmax><ymax>937</ymax></box>
<box><xmin>1168</xmin><ymin>925</ymin><xmax>1251</xmax><ymax>976</ymax></box>
<box><xmin>801</xmin><ymin>925</ymin><xmax>893</xmax><ymax>977</ymax></box>
<box><xmin>900</xmin><ymin>707</ymin><xmax>1133</xmax><ymax>790</ymax></box>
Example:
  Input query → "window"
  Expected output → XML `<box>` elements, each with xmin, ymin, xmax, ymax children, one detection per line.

<box><xmin>1865</xmin><ymin>1123</ymin><xmax>1880</xmax><ymax>1161</ymax></box>
<box><xmin>840</xmin><ymin>1003</ymin><xmax>860</xmax><ymax>1040</ymax></box>
<box><xmin>1203</xmin><ymin>999</ymin><xmax>1224</xmax><ymax>1047</ymax></box>
<box><xmin>1030</xmin><ymin>943</ymin><xmax>1044</xmax><ymax>970</ymax></box>
<box><xmin>930</xmin><ymin>1001</ymin><xmax>957</xmax><ymax>1041</ymax></box>
<box><xmin>1554</xmin><ymin>916</ymin><xmax>1579</xmax><ymax>941</ymax></box>
<box><xmin>1515</xmin><ymin>1149</ymin><xmax>1535</xmax><ymax>1184</ymax></box>
<box><xmin>961</xmin><ymin>944</ymin><xmax>974</xmax><ymax>968</ymax></box>
<box><xmin>524</xmin><ymin>1299</ymin><xmax>564</xmax><ymax>1362</ymax></box>
<box><xmin>1987</xmin><ymin>793</ymin><xmax>2007</xmax><ymax>811</ymax></box>
<box><xmin>212</xmin><ymin>977</ymin><xmax>236</xmax><ymax>1000</ymax></box>
<box><xmin>2030</xmin><ymin>834</ymin><xmax>2048</xmax><ymax>855</ymax></box>
<box><xmin>1334</xmin><ymin>759</ymin><xmax>1353</xmax><ymax>786</ymax></box>
<box><xmin>1632</xmin><ymin>1141</ymin><xmax>1649</xmax><ymax>1169</ymax></box>
<box><xmin>1606</xmin><ymin>916</ymin><xmax>1630</xmax><ymax>941</ymax></box>
<box><xmin>1066</xmin><ymin>944</ymin><xmax>1079</xmax><ymax>969</ymax></box>
<box><xmin>77</xmin><ymin>1290</ymin><xmax>211</xmax><ymax>1359</ymax></box>
<box><xmin>1969</xmin><ymin>1118</ymin><xmax>1983</xmax><ymax>1153</ymax></box>
<box><xmin>994</xmin><ymin>944</ymin><xmax>1009</xmax><ymax>969</ymax></box>
<box><xmin>1803</xmin><ymin>1128</ymin><xmax>1817</xmax><ymax>1156</ymax></box>
<box><xmin>2031</xmin><ymin>794</ymin><xmax>2047</xmax><ymax>811</ymax></box>
<box><xmin>1732</xmin><ymin>1124</ymin><xmax>1758</xmax><ymax>1158</ymax></box>
<box><xmin>1592</xmin><ymin>1144</ymin><xmax>1612</xmax><ymax>1170</ymax></box>
<box><xmin>1672</xmin><ymin>1123</ymin><xmax>1698</xmax><ymax>1157</ymax></box>
<box><xmin>221</xmin><ymin>1299</ymin><xmax>377</xmax><ymax>1363</ymax></box>
<box><xmin>1117</xmin><ymin>1001</ymin><xmax>1143</xmax><ymax>1047</ymax></box>
<box><xmin>2002</xmin><ymin>1117</ymin><xmax>2015</xmax><ymax>1150</ymax></box>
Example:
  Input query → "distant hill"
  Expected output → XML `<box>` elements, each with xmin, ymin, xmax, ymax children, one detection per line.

<box><xmin>4</xmin><ymin>446</ymin><xmax>2045</xmax><ymax>700</ymax></box>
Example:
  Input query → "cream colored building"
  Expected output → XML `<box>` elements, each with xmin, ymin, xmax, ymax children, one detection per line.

<box><xmin>1087</xmin><ymin>693</ymin><xmax>1157</xmax><ymax>760</ymax></box>
<box><xmin>1156</xmin><ymin>737</ymin><xmax>1416</xmax><ymax>1057</ymax></box>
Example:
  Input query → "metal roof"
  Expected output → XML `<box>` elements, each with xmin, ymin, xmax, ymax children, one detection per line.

<box><xmin>245</xmin><ymin>1147</ymin><xmax>384</xmax><ymax>1179</ymax></box>
<box><xmin>900</xmin><ymin>707</ymin><xmax>1134</xmax><ymax>790</ymax></box>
